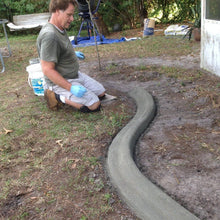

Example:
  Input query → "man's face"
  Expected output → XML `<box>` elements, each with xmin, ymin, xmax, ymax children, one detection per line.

<box><xmin>57</xmin><ymin>3</ymin><xmax>75</xmax><ymax>30</ymax></box>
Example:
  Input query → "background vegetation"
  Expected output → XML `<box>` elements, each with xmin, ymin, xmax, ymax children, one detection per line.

<box><xmin>0</xmin><ymin>0</ymin><xmax>201</xmax><ymax>33</ymax></box>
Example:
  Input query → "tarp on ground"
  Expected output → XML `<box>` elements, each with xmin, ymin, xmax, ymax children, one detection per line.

<box><xmin>70</xmin><ymin>35</ymin><xmax>140</xmax><ymax>47</ymax></box>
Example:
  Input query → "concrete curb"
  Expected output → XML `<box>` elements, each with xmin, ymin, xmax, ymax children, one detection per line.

<box><xmin>106</xmin><ymin>88</ymin><xmax>199</xmax><ymax>220</ymax></box>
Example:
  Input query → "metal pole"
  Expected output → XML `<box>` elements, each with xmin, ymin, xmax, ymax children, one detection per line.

<box><xmin>2</xmin><ymin>20</ymin><xmax>12</xmax><ymax>57</ymax></box>
<box><xmin>0</xmin><ymin>52</ymin><xmax>5</xmax><ymax>73</ymax></box>
<box><xmin>0</xmin><ymin>19</ymin><xmax>12</xmax><ymax>73</ymax></box>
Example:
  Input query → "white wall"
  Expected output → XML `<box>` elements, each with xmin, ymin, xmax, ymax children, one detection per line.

<box><xmin>200</xmin><ymin>0</ymin><xmax>220</xmax><ymax>76</ymax></box>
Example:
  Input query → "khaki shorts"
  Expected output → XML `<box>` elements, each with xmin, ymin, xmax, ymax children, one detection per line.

<box><xmin>45</xmin><ymin>72</ymin><xmax>105</xmax><ymax>106</ymax></box>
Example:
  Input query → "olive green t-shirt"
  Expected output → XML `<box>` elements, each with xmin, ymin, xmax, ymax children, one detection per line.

<box><xmin>37</xmin><ymin>23</ymin><xmax>79</xmax><ymax>86</ymax></box>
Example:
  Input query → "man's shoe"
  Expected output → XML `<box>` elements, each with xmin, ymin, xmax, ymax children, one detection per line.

<box><xmin>80</xmin><ymin>104</ymin><xmax>101</xmax><ymax>113</ymax></box>
<box><xmin>99</xmin><ymin>94</ymin><xmax>106</xmax><ymax>101</ymax></box>
<box><xmin>44</xmin><ymin>89</ymin><xmax>61</xmax><ymax>111</ymax></box>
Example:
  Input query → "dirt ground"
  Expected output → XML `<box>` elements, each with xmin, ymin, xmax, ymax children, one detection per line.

<box><xmin>80</xmin><ymin>48</ymin><xmax>220</xmax><ymax>220</ymax></box>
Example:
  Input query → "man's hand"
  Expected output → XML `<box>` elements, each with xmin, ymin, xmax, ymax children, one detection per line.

<box><xmin>75</xmin><ymin>51</ymin><xmax>85</xmax><ymax>60</ymax></box>
<box><xmin>70</xmin><ymin>85</ymin><xmax>87</xmax><ymax>97</ymax></box>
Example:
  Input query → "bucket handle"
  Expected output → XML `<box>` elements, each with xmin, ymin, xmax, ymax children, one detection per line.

<box><xmin>28</xmin><ymin>77</ymin><xmax>33</xmax><ymax>88</ymax></box>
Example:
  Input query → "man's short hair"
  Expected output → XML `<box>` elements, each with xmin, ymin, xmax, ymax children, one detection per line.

<box><xmin>49</xmin><ymin>0</ymin><xmax>77</xmax><ymax>13</ymax></box>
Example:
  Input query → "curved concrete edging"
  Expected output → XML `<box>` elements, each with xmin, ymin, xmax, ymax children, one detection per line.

<box><xmin>106</xmin><ymin>88</ymin><xmax>199</xmax><ymax>220</ymax></box>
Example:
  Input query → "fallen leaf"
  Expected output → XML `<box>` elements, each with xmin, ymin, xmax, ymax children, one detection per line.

<box><xmin>3</xmin><ymin>127</ymin><xmax>13</xmax><ymax>134</ymax></box>
<box><xmin>72</xmin><ymin>163</ymin><xmax>77</xmax><ymax>169</ymax></box>
<box><xmin>56</xmin><ymin>140</ymin><xmax>63</xmax><ymax>147</ymax></box>
<box><xmin>70</xmin><ymin>159</ymin><xmax>80</xmax><ymax>169</ymax></box>
<box><xmin>212</xmin><ymin>131</ymin><xmax>220</xmax><ymax>134</ymax></box>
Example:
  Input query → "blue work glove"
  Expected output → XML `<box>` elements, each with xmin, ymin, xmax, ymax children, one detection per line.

<box><xmin>70</xmin><ymin>85</ymin><xmax>87</xmax><ymax>98</ymax></box>
<box><xmin>75</xmin><ymin>51</ymin><xmax>85</xmax><ymax>60</ymax></box>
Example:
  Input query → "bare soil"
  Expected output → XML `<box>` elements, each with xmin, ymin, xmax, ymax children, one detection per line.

<box><xmin>80</xmin><ymin>49</ymin><xmax>220</xmax><ymax>220</ymax></box>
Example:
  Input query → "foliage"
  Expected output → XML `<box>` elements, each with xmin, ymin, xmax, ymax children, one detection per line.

<box><xmin>0</xmin><ymin>0</ymin><xmax>50</xmax><ymax>21</ymax></box>
<box><xmin>99</xmin><ymin>0</ymin><xmax>145</xmax><ymax>30</ymax></box>
<box><xmin>150</xmin><ymin>0</ymin><xmax>198</xmax><ymax>23</ymax></box>
<box><xmin>0</xmin><ymin>0</ymin><xmax>202</xmax><ymax>34</ymax></box>
<box><xmin>184</xmin><ymin>0</ymin><xmax>201</xmax><ymax>40</ymax></box>
<box><xmin>191</xmin><ymin>0</ymin><xmax>201</xmax><ymax>28</ymax></box>
<box><xmin>98</xmin><ymin>0</ymin><xmax>201</xmax><ymax>29</ymax></box>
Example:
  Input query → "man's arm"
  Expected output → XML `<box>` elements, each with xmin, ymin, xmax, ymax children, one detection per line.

<box><xmin>41</xmin><ymin>60</ymin><xmax>71</xmax><ymax>91</ymax></box>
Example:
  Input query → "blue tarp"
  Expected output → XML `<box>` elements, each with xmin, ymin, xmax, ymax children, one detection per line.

<box><xmin>71</xmin><ymin>35</ymin><xmax>128</xmax><ymax>47</ymax></box>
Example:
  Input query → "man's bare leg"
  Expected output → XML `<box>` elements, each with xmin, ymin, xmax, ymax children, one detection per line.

<box><xmin>65</xmin><ymin>99</ymin><xmax>101</xmax><ymax>111</ymax></box>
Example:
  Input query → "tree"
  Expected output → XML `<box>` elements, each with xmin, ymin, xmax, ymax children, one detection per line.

<box><xmin>93</xmin><ymin>12</ymin><xmax>109</xmax><ymax>36</ymax></box>
<box><xmin>100</xmin><ymin>0</ymin><xmax>148</xmax><ymax>29</ymax></box>
<box><xmin>136</xmin><ymin>0</ymin><xmax>148</xmax><ymax>25</ymax></box>
<box><xmin>0</xmin><ymin>0</ymin><xmax>202</xmax><ymax>34</ymax></box>
<box><xmin>1</xmin><ymin>0</ymin><xmax>49</xmax><ymax>22</ymax></box>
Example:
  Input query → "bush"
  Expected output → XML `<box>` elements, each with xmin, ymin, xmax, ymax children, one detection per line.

<box><xmin>0</xmin><ymin>0</ymin><xmax>50</xmax><ymax>21</ymax></box>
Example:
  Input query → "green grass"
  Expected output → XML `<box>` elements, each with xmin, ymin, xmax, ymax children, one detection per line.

<box><xmin>0</xmin><ymin>36</ymin><xmax>132</xmax><ymax>216</ymax></box>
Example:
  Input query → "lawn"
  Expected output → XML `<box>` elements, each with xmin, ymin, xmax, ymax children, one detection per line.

<box><xmin>1</xmin><ymin>28</ymin><xmax>217</xmax><ymax>220</ymax></box>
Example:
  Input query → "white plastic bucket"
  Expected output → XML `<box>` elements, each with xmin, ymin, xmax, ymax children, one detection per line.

<box><xmin>26</xmin><ymin>63</ymin><xmax>45</xmax><ymax>96</ymax></box>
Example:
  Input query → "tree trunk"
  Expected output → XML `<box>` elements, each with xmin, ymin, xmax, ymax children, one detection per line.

<box><xmin>136</xmin><ymin>0</ymin><xmax>148</xmax><ymax>27</ymax></box>
<box><xmin>93</xmin><ymin>12</ymin><xmax>109</xmax><ymax>36</ymax></box>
